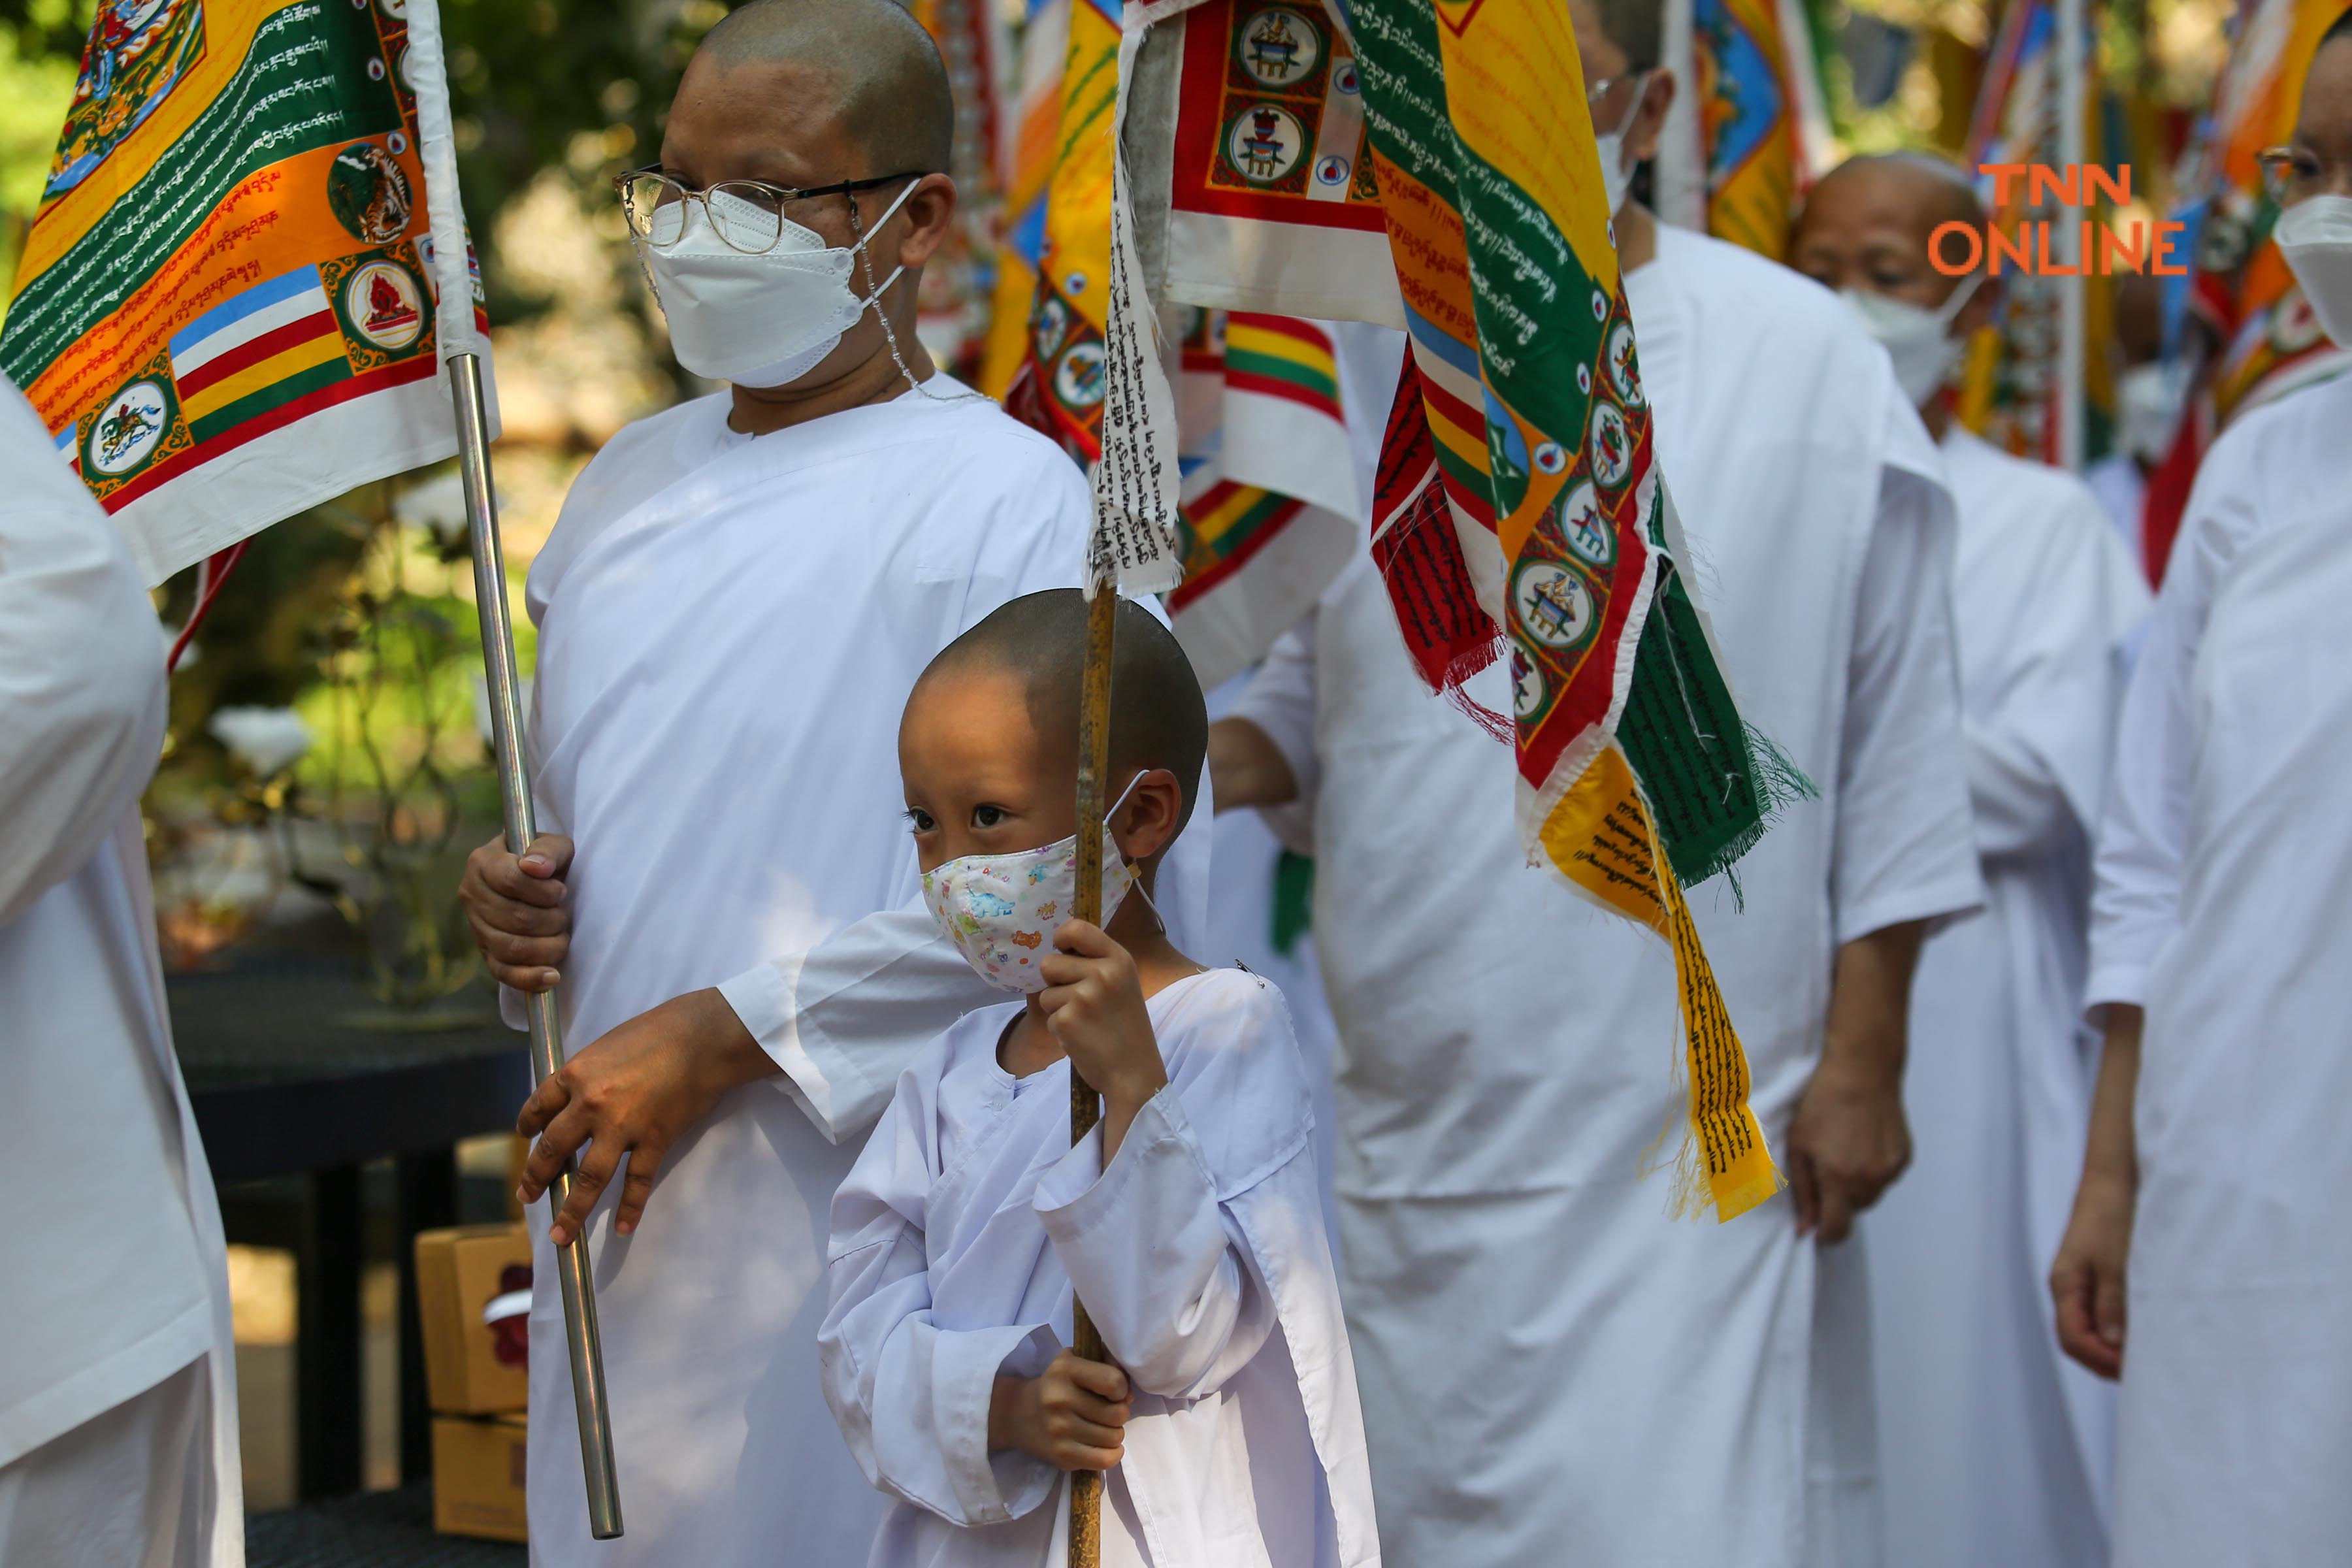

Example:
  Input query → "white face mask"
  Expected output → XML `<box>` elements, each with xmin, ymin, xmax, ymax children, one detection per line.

<box><xmin>1593</xmin><ymin>72</ymin><xmax>1650</xmax><ymax>216</ymax></box>
<box><xmin>2114</xmin><ymin>360</ymin><xmax>2187</xmax><ymax>465</ymax></box>
<box><xmin>1842</xmin><ymin>270</ymin><xmax>1985</xmax><ymax>406</ymax></box>
<box><xmin>636</xmin><ymin>179</ymin><xmax>917</xmax><ymax>388</ymax></box>
<box><xmin>919</xmin><ymin>776</ymin><xmax>1145</xmax><ymax>995</ymax></box>
<box><xmin>2276</xmin><ymin>193</ymin><xmax>2352</xmax><ymax>351</ymax></box>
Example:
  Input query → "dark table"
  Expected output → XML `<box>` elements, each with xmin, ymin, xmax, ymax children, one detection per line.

<box><xmin>247</xmin><ymin>1484</ymin><xmax>524</xmax><ymax>1567</ymax></box>
<box><xmin>171</xmin><ymin>945</ymin><xmax>531</xmax><ymax>1499</ymax></box>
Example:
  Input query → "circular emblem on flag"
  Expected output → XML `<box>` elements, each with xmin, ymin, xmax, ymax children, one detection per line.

<box><xmin>327</xmin><ymin>141</ymin><xmax>414</xmax><ymax>245</ymax></box>
<box><xmin>86</xmin><ymin>380</ymin><xmax>171</xmax><ymax>478</ymax></box>
<box><xmin>1316</xmin><ymin>155</ymin><xmax>1350</xmax><ymax>188</ymax></box>
<box><xmin>1591</xmin><ymin>288</ymin><xmax>1609</xmax><ymax>322</ymax></box>
<box><xmin>1054</xmin><ymin>340</ymin><xmax>1107</xmax><ymax>412</ymax></box>
<box><xmin>1588</xmin><ymin>402</ymin><xmax>1632</xmax><ymax>489</ymax></box>
<box><xmin>1512</xmin><ymin>560</ymin><xmax>1597</xmax><ymax>653</ymax></box>
<box><xmin>1235</xmin><ymin>7</ymin><xmax>1322</xmax><ymax>88</ymax></box>
<box><xmin>2272</xmin><ymin>288</ymin><xmax>2325</xmax><ymax>355</ymax></box>
<box><xmin>387</xmin><ymin>130</ymin><xmax>409</xmax><ymax>155</ymax></box>
<box><xmin>346</xmin><ymin>261</ymin><xmax>428</xmax><ymax>351</ymax></box>
<box><xmin>1511</xmin><ymin>649</ymin><xmax>1547</xmax><ymax>721</ymax></box>
<box><xmin>1334</xmin><ymin>61</ymin><xmax>1360</xmax><ymax>96</ymax></box>
<box><xmin>1607</xmin><ymin>323</ymin><xmax>1644</xmax><ymax>407</ymax></box>
<box><xmin>1575</xmin><ymin>364</ymin><xmax>1592</xmax><ymax>395</ymax></box>
<box><xmin>397</xmin><ymin>46</ymin><xmax>416</xmax><ymax>91</ymax></box>
<box><xmin>378</xmin><ymin>0</ymin><xmax>408</xmax><ymax>15</ymax></box>
<box><xmin>1533</xmin><ymin>441</ymin><xmax>1566</xmax><ymax>474</ymax></box>
<box><xmin>1034</xmin><ymin>295</ymin><xmax>1070</xmax><ymax>361</ymax></box>
<box><xmin>1553</xmin><ymin>481</ymin><xmax>1615</xmax><ymax>569</ymax></box>
<box><xmin>1226</xmin><ymin>105</ymin><xmax>1305</xmax><ymax>186</ymax></box>
<box><xmin>1063</xmin><ymin>269</ymin><xmax>1089</xmax><ymax>298</ymax></box>
<box><xmin>367</xmin><ymin>56</ymin><xmax>385</xmax><ymax>80</ymax></box>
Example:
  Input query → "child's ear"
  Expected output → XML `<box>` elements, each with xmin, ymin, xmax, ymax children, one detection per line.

<box><xmin>1114</xmin><ymin>768</ymin><xmax>1184</xmax><ymax>862</ymax></box>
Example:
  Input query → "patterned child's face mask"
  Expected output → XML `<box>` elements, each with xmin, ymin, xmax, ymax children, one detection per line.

<box><xmin>920</xmin><ymin>778</ymin><xmax>1139</xmax><ymax>994</ymax></box>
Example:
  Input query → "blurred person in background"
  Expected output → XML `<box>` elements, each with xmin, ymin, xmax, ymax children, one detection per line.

<box><xmin>2085</xmin><ymin>270</ymin><xmax>2185</xmax><ymax>579</ymax></box>
<box><xmin>0</xmin><ymin>374</ymin><xmax>242</xmax><ymax>1566</ymax></box>
<box><xmin>1791</xmin><ymin>151</ymin><xmax>2150</xmax><ymax>1568</ymax></box>
<box><xmin>2051</xmin><ymin>14</ymin><xmax>2352</xmax><ymax>1564</ymax></box>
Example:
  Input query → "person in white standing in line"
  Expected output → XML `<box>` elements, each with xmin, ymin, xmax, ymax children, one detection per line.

<box><xmin>1205</xmin><ymin>0</ymin><xmax>1981</xmax><ymax>1560</ymax></box>
<box><xmin>0</xmin><ymin>376</ymin><xmax>243</xmax><ymax>1567</ymax></box>
<box><xmin>451</xmin><ymin>5</ymin><xmax>1212</xmax><ymax>1562</ymax></box>
<box><xmin>2051</xmin><ymin>18</ymin><xmax>2352</xmax><ymax>1563</ymax></box>
<box><xmin>1789</xmin><ymin>151</ymin><xmax>2151</xmax><ymax>1568</ymax></box>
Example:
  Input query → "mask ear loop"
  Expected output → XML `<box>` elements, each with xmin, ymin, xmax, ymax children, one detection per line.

<box><xmin>1102</xmin><ymin>770</ymin><xmax>1168</xmax><ymax>934</ymax></box>
<box><xmin>847</xmin><ymin>178</ymin><xmax>989</xmax><ymax>406</ymax></box>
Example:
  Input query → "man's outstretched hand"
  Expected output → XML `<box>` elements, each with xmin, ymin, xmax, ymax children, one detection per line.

<box><xmin>460</xmin><ymin>832</ymin><xmax>574</xmax><ymax>990</ymax></box>
<box><xmin>515</xmin><ymin>987</ymin><xmax>779</xmax><ymax>1246</ymax></box>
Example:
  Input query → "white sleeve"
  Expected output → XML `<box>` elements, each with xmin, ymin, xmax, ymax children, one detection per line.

<box><xmin>1963</xmin><ymin>502</ymin><xmax>2150</xmax><ymax>862</ymax></box>
<box><xmin>0</xmin><ymin>384</ymin><xmax>167</xmax><ymax>928</ymax></box>
<box><xmin>1034</xmin><ymin>1091</ymin><xmax>1279</xmax><ymax>1400</ymax></box>
<box><xmin>818</xmin><ymin>1083</ymin><xmax>1064</xmax><ymax>1527</ymax></box>
<box><xmin>1829</xmin><ymin>460</ymin><xmax>1984</xmax><ymax>945</ymax></box>
<box><xmin>2083</xmin><ymin>461</ymin><xmax>2241</xmax><ymax>1012</ymax></box>
<box><xmin>718</xmin><ymin>902</ymin><xmax>1002</xmax><ymax>1143</ymax></box>
<box><xmin>1228</xmin><ymin>614</ymin><xmax>1321</xmax><ymax>857</ymax></box>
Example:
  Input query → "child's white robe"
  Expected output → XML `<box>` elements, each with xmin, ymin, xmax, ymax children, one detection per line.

<box><xmin>820</xmin><ymin>968</ymin><xmax>1378</xmax><ymax>1567</ymax></box>
<box><xmin>1864</xmin><ymin>429</ymin><xmax>2148</xmax><ymax>1568</ymax></box>
<box><xmin>2085</xmin><ymin>372</ymin><xmax>2352</xmax><ymax>1568</ymax></box>
<box><xmin>515</xmin><ymin>380</ymin><xmax>1215</xmax><ymax>1567</ymax></box>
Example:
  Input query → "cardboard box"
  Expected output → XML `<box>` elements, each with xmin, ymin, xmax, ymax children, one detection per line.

<box><xmin>415</xmin><ymin>1224</ymin><xmax>531</xmax><ymax>1414</ymax></box>
<box><xmin>433</xmin><ymin>1413</ymin><xmax>527</xmax><ymax>1543</ymax></box>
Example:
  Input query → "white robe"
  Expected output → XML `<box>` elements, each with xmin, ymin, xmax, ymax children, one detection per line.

<box><xmin>2083</xmin><ymin>453</ymin><xmax>2148</xmax><ymax>581</ymax></box>
<box><xmin>819</xmin><ymin>968</ymin><xmax>1377</xmax><ymax>1567</ymax></box>
<box><xmin>1863</xmin><ymin>429</ymin><xmax>2148</xmax><ymax>1568</ymax></box>
<box><xmin>2083</xmin><ymin>372</ymin><xmax>2352</xmax><ymax>1568</ymax></box>
<box><xmin>1231</xmin><ymin>225</ymin><xmax>1980</xmax><ymax>1568</ymax></box>
<box><xmin>1203</xmin><ymin>674</ymin><xmax>1342</xmax><ymax>1246</ymax></box>
<box><xmin>517</xmin><ymin>380</ymin><xmax>1214</xmax><ymax>1567</ymax></box>
<box><xmin>0</xmin><ymin>380</ymin><xmax>241</xmax><ymax>1566</ymax></box>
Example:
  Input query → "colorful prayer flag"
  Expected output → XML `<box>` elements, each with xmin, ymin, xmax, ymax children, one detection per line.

<box><xmin>1655</xmin><ymin>0</ymin><xmax>1830</xmax><ymax>259</ymax></box>
<box><xmin>1000</xmin><ymin>0</ymin><xmax>1125</xmax><ymax>461</ymax></box>
<box><xmin>1</xmin><ymin>0</ymin><xmax>493</xmax><ymax>586</ymax></box>
<box><xmin>1168</xmin><ymin>307</ymin><xmax>1362</xmax><ymax>689</ymax></box>
<box><xmin>2184</xmin><ymin>0</ymin><xmax>2352</xmax><ymax>425</ymax></box>
<box><xmin>1220</xmin><ymin>0</ymin><xmax>1790</xmax><ymax>1220</ymax></box>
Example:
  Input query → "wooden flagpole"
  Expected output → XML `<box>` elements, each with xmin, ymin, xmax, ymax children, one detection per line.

<box><xmin>1066</xmin><ymin>581</ymin><xmax>1119</xmax><ymax>1568</ymax></box>
<box><xmin>449</xmin><ymin>352</ymin><xmax>624</xmax><ymax>1540</ymax></box>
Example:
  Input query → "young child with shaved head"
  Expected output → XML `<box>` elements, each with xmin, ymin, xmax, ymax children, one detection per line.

<box><xmin>820</xmin><ymin>591</ymin><xmax>1377</xmax><ymax>1567</ymax></box>
<box><xmin>451</xmin><ymin>3</ymin><xmax>1220</xmax><ymax>1561</ymax></box>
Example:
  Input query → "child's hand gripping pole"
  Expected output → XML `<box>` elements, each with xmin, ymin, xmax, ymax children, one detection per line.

<box><xmin>1066</xmin><ymin>581</ymin><xmax>1119</xmax><ymax>1568</ymax></box>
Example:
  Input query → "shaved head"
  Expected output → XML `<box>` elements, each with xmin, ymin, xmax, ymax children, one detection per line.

<box><xmin>694</xmin><ymin>0</ymin><xmax>954</xmax><ymax>176</ymax></box>
<box><xmin>1788</xmin><ymin>150</ymin><xmax>1991</xmax><ymax>318</ymax></box>
<box><xmin>921</xmin><ymin>591</ymin><xmax>1209</xmax><ymax>834</ymax></box>
<box><xmin>1804</xmin><ymin>152</ymin><xmax>1985</xmax><ymax>238</ymax></box>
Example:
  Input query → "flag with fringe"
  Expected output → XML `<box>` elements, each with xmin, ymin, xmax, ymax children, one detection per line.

<box><xmin>0</xmin><ymin>0</ymin><xmax>493</xmax><ymax>587</ymax></box>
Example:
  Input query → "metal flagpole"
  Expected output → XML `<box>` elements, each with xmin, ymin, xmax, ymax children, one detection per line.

<box><xmin>1065</xmin><ymin>581</ymin><xmax>1119</xmax><ymax>1568</ymax></box>
<box><xmin>448</xmin><ymin>350</ymin><xmax>625</xmax><ymax>1541</ymax></box>
<box><xmin>2056</xmin><ymin>0</ymin><xmax>2089</xmax><ymax>470</ymax></box>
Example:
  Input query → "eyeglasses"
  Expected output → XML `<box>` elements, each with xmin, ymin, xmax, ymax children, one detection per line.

<box><xmin>2255</xmin><ymin>144</ymin><xmax>2342</xmax><ymax>207</ymax></box>
<box><xmin>614</xmin><ymin>167</ymin><xmax>928</xmax><ymax>254</ymax></box>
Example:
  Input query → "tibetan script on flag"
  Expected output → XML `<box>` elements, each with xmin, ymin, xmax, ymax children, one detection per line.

<box><xmin>2</xmin><ymin>0</ymin><xmax>493</xmax><ymax>585</ymax></box>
